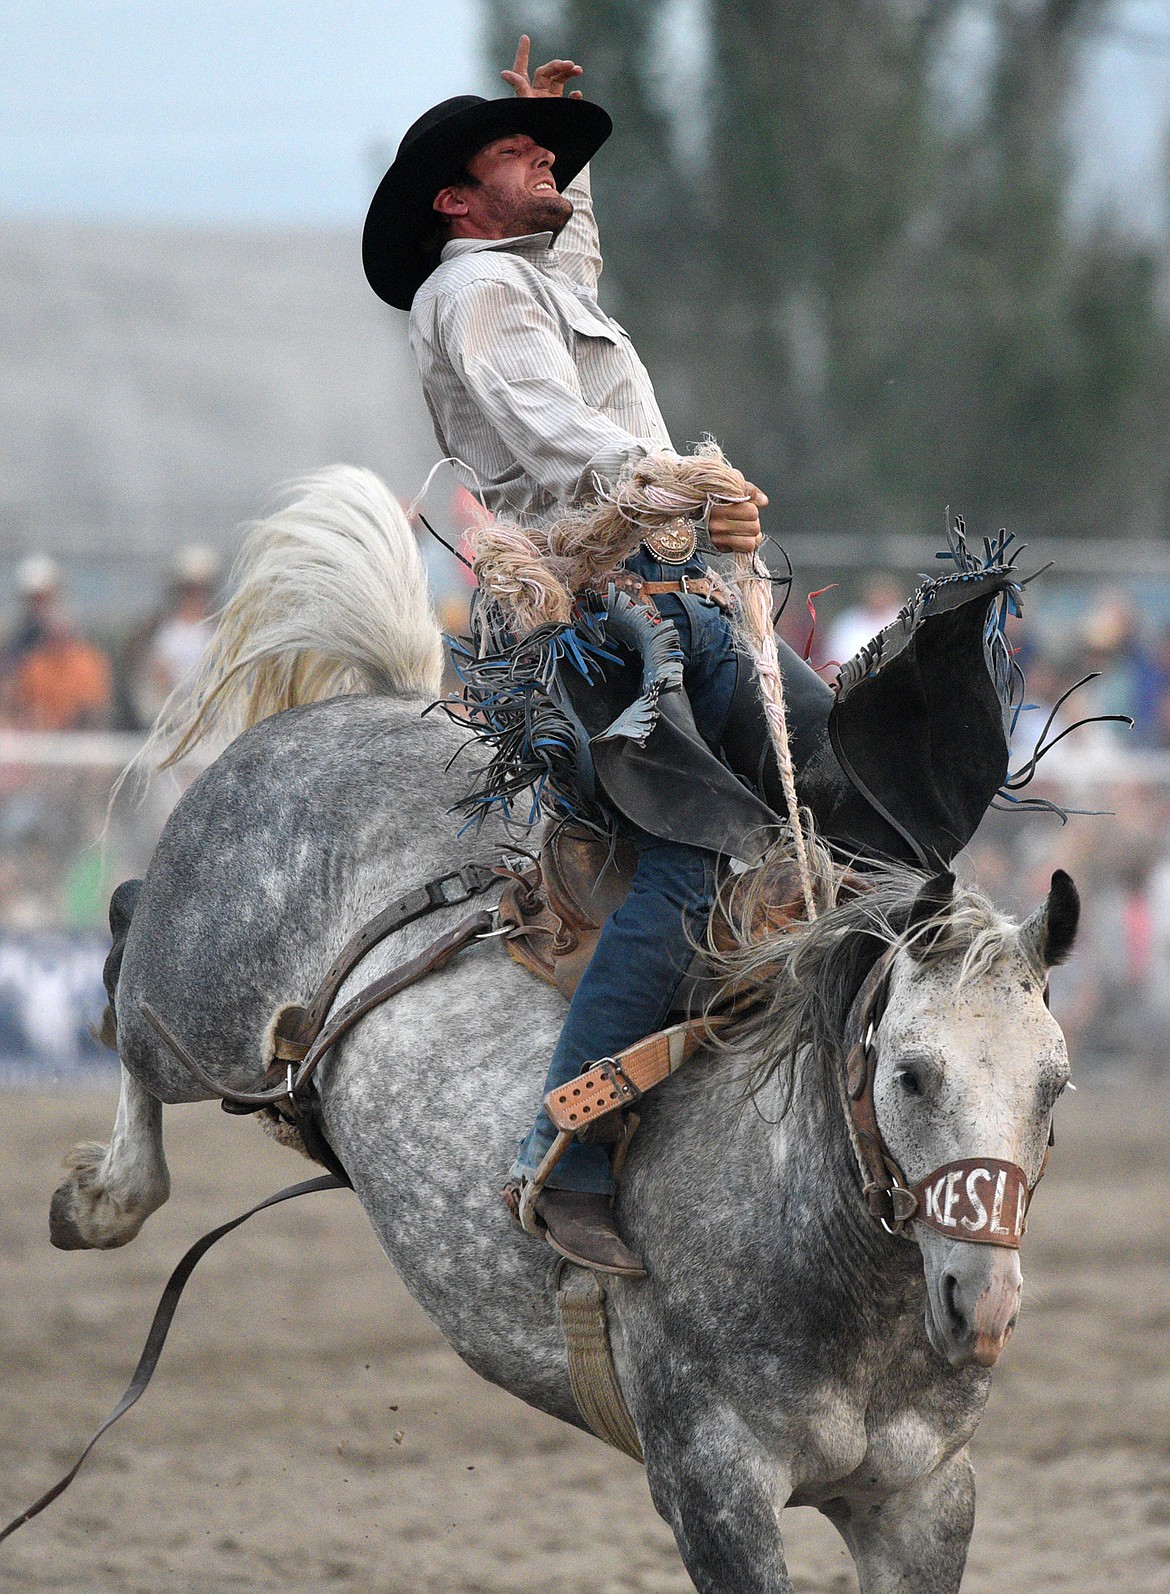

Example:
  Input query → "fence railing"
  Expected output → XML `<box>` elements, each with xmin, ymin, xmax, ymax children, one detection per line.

<box><xmin>0</xmin><ymin>734</ymin><xmax>1162</xmax><ymax>1079</ymax></box>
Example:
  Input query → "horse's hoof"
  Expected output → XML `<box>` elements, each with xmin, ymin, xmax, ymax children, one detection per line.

<box><xmin>49</xmin><ymin>1182</ymin><xmax>94</xmax><ymax>1250</ymax></box>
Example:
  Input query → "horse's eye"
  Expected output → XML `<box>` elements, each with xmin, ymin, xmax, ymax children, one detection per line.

<box><xmin>896</xmin><ymin>1067</ymin><xmax>924</xmax><ymax>1098</ymax></box>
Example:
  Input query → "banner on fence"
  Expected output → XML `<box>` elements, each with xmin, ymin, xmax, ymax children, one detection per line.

<box><xmin>0</xmin><ymin>935</ymin><xmax>112</xmax><ymax>1081</ymax></box>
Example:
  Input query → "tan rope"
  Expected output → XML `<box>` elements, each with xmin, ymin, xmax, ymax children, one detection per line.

<box><xmin>732</xmin><ymin>551</ymin><xmax>818</xmax><ymax>922</ymax></box>
<box><xmin>468</xmin><ymin>444</ymin><xmax>753</xmax><ymax>629</ymax></box>
<box><xmin>466</xmin><ymin>520</ymin><xmax>573</xmax><ymax>632</ymax></box>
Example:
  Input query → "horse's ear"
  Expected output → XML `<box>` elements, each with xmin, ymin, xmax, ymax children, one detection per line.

<box><xmin>905</xmin><ymin>870</ymin><xmax>955</xmax><ymax>960</ymax></box>
<box><xmin>1020</xmin><ymin>869</ymin><xmax>1080</xmax><ymax>971</ymax></box>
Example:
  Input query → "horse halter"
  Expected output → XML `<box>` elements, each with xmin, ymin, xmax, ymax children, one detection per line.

<box><xmin>841</xmin><ymin>945</ymin><xmax>1047</xmax><ymax>1248</ymax></box>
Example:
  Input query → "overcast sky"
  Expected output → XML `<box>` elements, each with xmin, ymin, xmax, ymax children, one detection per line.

<box><xmin>0</xmin><ymin>0</ymin><xmax>486</xmax><ymax>225</ymax></box>
<box><xmin>0</xmin><ymin>0</ymin><xmax>1167</xmax><ymax>236</ymax></box>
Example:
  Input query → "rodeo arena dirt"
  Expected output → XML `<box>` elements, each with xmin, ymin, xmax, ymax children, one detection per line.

<box><xmin>0</xmin><ymin>1082</ymin><xmax>1167</xmax><ymax>1593</ymax></box>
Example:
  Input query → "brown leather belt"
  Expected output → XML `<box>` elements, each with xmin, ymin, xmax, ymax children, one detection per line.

<box><xmin>589</xmin><ymin>568</ymin><xmax>735</xmax><ymax>614</ymax></box>
<box><xmin>638</xmin><ymin>575</ymin><xmax>730</xmax><ymax>606</ymax></box>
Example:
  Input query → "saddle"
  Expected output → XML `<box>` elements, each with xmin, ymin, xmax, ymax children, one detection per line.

<box><xmin>497</xmin><ymin>825</ymin><xmax>634</xmax><ymax>998</ymax></box>
<box><xmin>498</xmin><ymin>820</ymin><xmax>812</xmax><ymax>1002</ymax></box>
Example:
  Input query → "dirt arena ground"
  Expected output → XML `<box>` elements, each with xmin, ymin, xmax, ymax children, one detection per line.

<box><xmin>0</xmin><ymin>1082</ymin><xmax>1167</xmax><ymax>1594</ymax></box>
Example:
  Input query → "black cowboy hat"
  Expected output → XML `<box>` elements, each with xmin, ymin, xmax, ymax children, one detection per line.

<box><xmin>363</xmin><ymin>95</ymin><xmax>612</xmax><ymax>311</ymax></box>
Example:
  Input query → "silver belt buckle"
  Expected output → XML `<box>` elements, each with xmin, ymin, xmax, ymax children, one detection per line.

<box><xmin>641</xmin><ymin>518</ymin><xmax>698</xmax><ymax>565</ymax></box>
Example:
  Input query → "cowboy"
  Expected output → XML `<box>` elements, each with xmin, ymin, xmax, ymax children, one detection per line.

<box><xmin>362</xmin><ymin>38</ymin><xmax>1017</xmax><ymax>1275</ymax></box>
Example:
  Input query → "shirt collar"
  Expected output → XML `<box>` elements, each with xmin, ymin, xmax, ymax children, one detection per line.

<box><xmin>441</xmin><ymin>230</ymin><xmax>557</xmax><ymax>263</ymax></box>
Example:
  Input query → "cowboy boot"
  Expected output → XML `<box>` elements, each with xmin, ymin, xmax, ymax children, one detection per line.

<box><xmin>534</xmin><ymin>1187</ymin><xmax>647</xmax><ymax>1278</ymax></box>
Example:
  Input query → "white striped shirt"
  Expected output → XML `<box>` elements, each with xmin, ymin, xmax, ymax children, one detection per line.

<box><xmin>409</xmin><ymin>168</ymin><xmax>673</xmax><ymax>521</ymax></box>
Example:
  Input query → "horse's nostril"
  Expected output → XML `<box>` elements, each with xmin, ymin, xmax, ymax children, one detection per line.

<box><xmin>942</xmin><ymin>1270</ymin><xmax>966</xmax><ymax>1335</ymax></box>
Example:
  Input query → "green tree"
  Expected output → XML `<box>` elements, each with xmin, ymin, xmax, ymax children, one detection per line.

<box><xmin>849</xmin><ymin>0</ymin><xmax>1169</xmax><ymax>540</ymax></box>
<box><xmin>484</xmin><ymin>0</ymin><xmax>1170</xmax><ymax>543</ymax></box>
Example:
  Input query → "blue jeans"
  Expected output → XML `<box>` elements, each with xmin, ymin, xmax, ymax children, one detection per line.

<box><xmin>511</xmin><ymin>586</ymin><xmax>738</xmax><ymax>1193</ymax></box>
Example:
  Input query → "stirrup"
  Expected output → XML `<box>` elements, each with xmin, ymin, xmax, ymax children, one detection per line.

<box><xmin>514</xmin><ymin>1130</ymin><xmax>573</xmax><ymax>1236</ymax></box>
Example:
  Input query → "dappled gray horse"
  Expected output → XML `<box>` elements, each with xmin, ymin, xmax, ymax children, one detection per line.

<box><xmin>50</xmin><ymin>469</ymin><xmax>1077</xmax><ymax>1594</ymax></box>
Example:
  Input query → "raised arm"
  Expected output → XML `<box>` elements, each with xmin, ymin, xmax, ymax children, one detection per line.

<box><xmin>471</xmin><ymin>33</ymin><xmax>764</xmax><ymax>544</ymax></box>
<box><xmin>501</xmin><ymin>34</ymin><xmax>600</xmax><ymax>289</ymax></box>
<box><xmin>555</xmin><ymin>166</ymin><xmax>601</xmax><ymax>291</ymax></box>
<box><xmin>499</xmin><ymin>33</ymin><xmax>584</xmax><ymax>101</ymax></box>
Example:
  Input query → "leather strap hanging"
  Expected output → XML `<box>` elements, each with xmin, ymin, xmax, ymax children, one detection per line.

<box><xmin>0</xmin><ymin>1174</ymin><xmax>347</xmax><ymax>1546</ymax></box>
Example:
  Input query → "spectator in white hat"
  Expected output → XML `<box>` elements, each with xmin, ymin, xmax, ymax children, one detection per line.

<box><xmin>4</xmin><ymin>555</ymin><xmax>63</xmax><ymax>668</ymax></box>
<box><xmin>127</xmin><ymin>546</ymin><xmax>221</xmax><ymax>727</ymax></box>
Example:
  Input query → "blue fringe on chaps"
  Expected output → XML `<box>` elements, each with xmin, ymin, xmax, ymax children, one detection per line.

<box><xmin>511</xmin><ymin>587</ymin><xmax>738</xmax><ymax>1194</ymax></box>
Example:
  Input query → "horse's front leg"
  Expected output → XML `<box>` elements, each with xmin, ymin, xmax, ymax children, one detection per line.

<box><xmin>642</xmin><ymin>1413</ymin><xmax>795</xmax><ymax>1594</ymax></box>
<box><xmin>823</xmin><ymin>1447</ymin><xmax>975</xmax><ymax>1594</ymax></box>
<box><xmin>49</xmin><ymin>1064</ymin><xmax>170</xmax><ymax>1250</ymax></box>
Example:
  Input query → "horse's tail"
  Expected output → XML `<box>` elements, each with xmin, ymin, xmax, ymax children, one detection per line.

<box><xmin>154</xmin><ymin>466</ymin><xmax>444</xmax><ymax>767</ymax></box>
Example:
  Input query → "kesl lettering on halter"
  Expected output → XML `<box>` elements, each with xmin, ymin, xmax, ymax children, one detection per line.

<box><xmin>912</xmin><ymin>1157</ymin><xmax>1031</xmax><ymax>1248</ymax></box>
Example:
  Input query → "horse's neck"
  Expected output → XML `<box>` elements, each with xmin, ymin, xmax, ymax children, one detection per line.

<box><xmin>728</xmin><ymin>1045</ymin><xmax>922</xmax><ymax>1320</ymax></box>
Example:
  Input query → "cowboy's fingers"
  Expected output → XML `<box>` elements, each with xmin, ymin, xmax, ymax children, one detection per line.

<box><xmin>709</xmin><ymin>505</ymin><xmax>761</xmax><ymax>538</ymax></box>
<box><xmin>710</xmin><ymin>530</ymin><xmax>764</xmax><ymax>554</ymax></box>
<box><xmin>501</xmin><ymin>71</ymin><xmax>532</xmax><ymax>94</ymax></box>
<box><xmin>532</xmin><ymin>58</ymin><xmax>583</xmax><ymax>93</ymax></box>
<box><xmin>511</xmin><ymin>35</ymin><xmax>532</xmax><ymax>79</ymax></box>
<box><xmin>713</xmin><ymin>501</ymin><xmax>763</xmax><ymax>522</ymax></box>
<box><xmin>744</xmin><ymin>481</ymin><xmax>769</xmax><ymax>508</ymax></box>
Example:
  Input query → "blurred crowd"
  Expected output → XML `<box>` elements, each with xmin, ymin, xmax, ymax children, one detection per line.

<box><xmin>792</xmin><ymin>576</ymin><xmax>1170</xmax><ymax>756</ymax></box>
<box><xmin>3</xmin><ymin>530</ymin><xmax>1170</xmax><ymax>1070</ymax></box>
<box><xmin>0</xmin><ymin>546</ymin><xmax>220</xmax><ymax>929</ymax></box>
<box><xmin>0</xmin><ymin>545</ymin><xmax>220</xmax><ymax>736</ymax></box>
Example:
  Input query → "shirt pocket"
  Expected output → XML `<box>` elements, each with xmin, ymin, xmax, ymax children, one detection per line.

<box><xmin>558</xmin><ymin>292</ymin><xmax>624</xmax><ymax>349</ymax></box>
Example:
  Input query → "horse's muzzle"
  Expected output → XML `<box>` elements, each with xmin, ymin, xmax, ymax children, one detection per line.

<box><xmin>922</xmin><ymin>1236</ymin><xmax>1023</xmax><ymax>1369</ymax></box>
